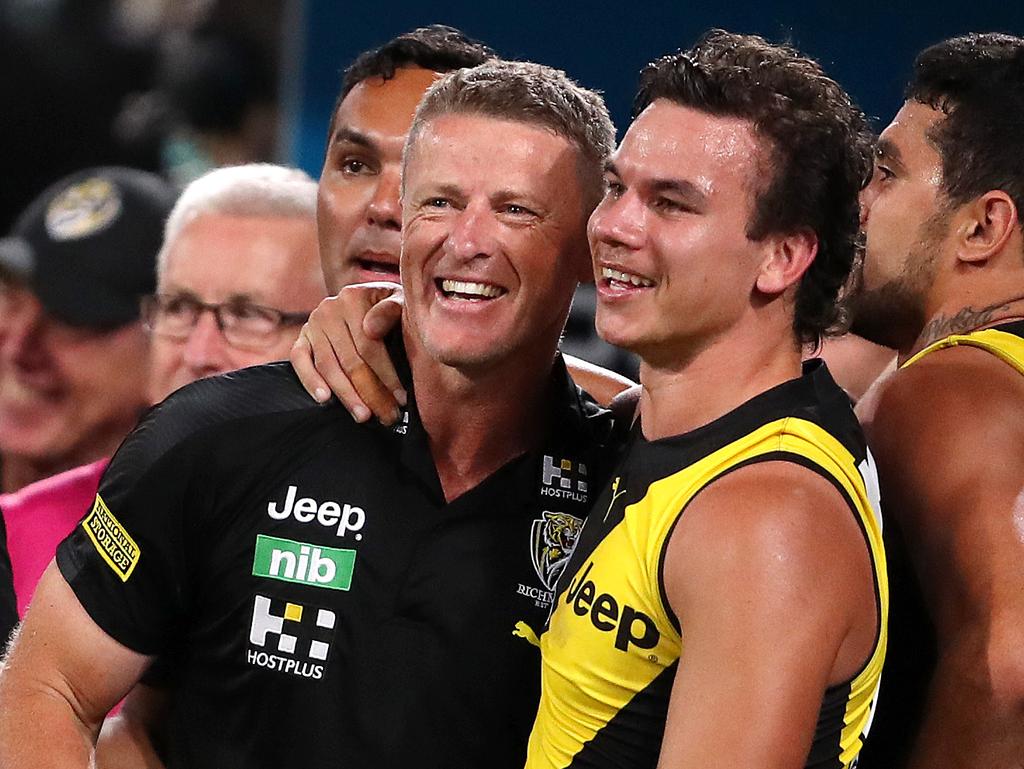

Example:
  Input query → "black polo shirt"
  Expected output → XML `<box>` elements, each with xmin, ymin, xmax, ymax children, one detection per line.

<box><xmin>0</xmin><ymin>510</ymin><xmax>17</xmax><ymax>651</ymax></box>
<box><xmin>57</xmin><ymin>344</ymin><xmax>615</xmax><ymax>769</ymax></box>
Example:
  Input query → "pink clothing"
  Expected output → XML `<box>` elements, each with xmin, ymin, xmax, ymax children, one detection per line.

<box><xmin>0</xmin><ymin>458</ymin><xmax>108</xmax><ymax>617</ymax></box>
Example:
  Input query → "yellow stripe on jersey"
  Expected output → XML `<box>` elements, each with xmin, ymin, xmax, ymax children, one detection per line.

<box><xmin>527</xmin><ymin>417</ymin><xmax>887</xmax><ymax>769</ymax></box>
<box><xmin>904</xmin><ymin>326</ymin><xmax>1024</xmax><ymax>374</ymax></box>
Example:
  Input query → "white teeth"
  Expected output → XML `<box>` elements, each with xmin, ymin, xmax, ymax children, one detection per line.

<box><xmin>602</xmin><ymin>267</ymin><xmax>654</xmax><ymax>288</ymax></box>
<box><xmin>440</xmin><ymin>279</ymin><xmax>504</xmax><ymax>298</ymax></box>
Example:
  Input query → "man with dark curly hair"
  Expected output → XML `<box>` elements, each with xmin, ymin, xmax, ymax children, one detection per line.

<box><xmin>854</xmin><ymin>32</ymin><xmax>1024</xmax><ymax>769</ymax></box>
<box><xmin>525</xmin><ymin>30</ymin><xmax>886</xmax><ymax>768</ymax></box>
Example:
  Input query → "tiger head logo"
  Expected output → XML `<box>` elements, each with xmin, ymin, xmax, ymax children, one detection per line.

<box><xmin>530</xmin><ymin>511</ymin><xmax>584</xmax><ymax>592</ymax></box>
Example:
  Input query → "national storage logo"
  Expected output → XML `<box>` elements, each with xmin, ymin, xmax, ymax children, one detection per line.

<box><xmin>252</xmin><ymin>535</ymin><xmax>356</xmax><ymax>591</ymax></box>
<box><xmin>82</xmin><ymin>494</ymin><xmax>140</xmax><ymax>582</ymax></box>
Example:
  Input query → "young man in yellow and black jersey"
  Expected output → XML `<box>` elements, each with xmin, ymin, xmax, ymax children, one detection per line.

<box><xmin>852</xmin><ymin>33</ymin><xmax>1024</xmax><ymax>769</ymax></box>
<box><xmin>525</xmin><ymin>31</ymin><xmax>885</xmax><ymax>769</ymax></box>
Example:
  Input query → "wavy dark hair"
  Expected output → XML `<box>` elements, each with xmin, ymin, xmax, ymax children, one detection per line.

<box><xmin>634</xmin><ymin>29</ymin><xmax>873</xmax><ymax>346</ymax></box>
<box><xmin>327</xmin><ymin>25</ymin><xmax>495</xmax><ymax>136</ymax></box>
<box><xmin>908</xmin><ymin>33</ymin><xmax>1024</xmax><ymax>224</ymax></box>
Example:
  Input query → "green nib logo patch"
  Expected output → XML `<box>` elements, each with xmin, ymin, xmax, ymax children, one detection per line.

<box><xmin>252</xmin><ymin>535</ymin><xmax>356</xmax><ymax>591</ymax></box>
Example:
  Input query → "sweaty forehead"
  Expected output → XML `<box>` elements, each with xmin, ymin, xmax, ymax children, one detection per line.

<box><xmin>333</xmin><ymin>67</ymin><xmax>441</xmax><ymax>143</ymax></box>
<box><xmin>405</xmin><ymin>114</ymin><xmax>579</xmax><ymax>186</ymax></box>
<box><xmin>617</xmin><ymin>101</ymin><xmax>761</xmax><ymax>195</ymax></box>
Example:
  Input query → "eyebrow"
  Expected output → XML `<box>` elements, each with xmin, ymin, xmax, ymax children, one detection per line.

<box><xmin>875</xmin><ymin>137</ymin><xmax>904</xmax><ymax>167</ymax></box>
<box><xmin>330</xmin><ymin>127</ymin><xmax>377</xmax><ymax>152</ymax></box>
<box><xmin>605</xmin><ymin>161</ymin><xmax>707</xmax><ymax>205</ymax></box>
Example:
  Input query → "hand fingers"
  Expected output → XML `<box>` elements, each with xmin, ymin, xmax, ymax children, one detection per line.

<box><xmin>289</xmin><ymin>329</ymin><xmax>331</xmax><ymax>404</ymax></box>
<box><xmin>360</xmin><ymin>298</ymin><xmax>406</xmax><ymax>406</ymax></box>
<box><xmin>304</xmin><ymin>322</ymin><xmax>372</xmax><ymax>423</ymax></box>
<box><xmin>331</xmin><ymin>320</ymin><xmax>401</xmax><ymax>425</ymax></box>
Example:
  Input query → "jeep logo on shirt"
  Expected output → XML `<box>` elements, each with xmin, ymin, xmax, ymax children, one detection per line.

<box><xmin>565</xmin><ymin>561</ymin><xmax>660</xmax><ymax>652</ymax></box>
<box><xmin>267</xmin><ymin>485</ymin><xmax>365</xmax><ymax>540</ymax></box>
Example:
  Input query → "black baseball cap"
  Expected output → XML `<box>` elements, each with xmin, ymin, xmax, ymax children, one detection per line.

<box><xmin>0</xmin><ymin>167</ymin><xmax>176</xmax><ymax>328</ymax></box>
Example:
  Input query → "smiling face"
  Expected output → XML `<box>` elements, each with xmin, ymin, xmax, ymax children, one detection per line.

<box><xmin>400</xmin><ymin>113</ymin><xmax>591</xmax><ymax>372</ymax></box>
<box><xmin>317</xmin><ymin>67</ymin><xmax>440</xmax><ymax>292</ymax></box>
<box><xmin>0</xmin><ymin>278</ymin><xmax>149</xmax><ymax>471</ymax></box>
<box><xmin>588</xmin><ymin>100</ymin><xmax>770</xmax><ymax>366</ymax></box>
<box><xmin>850</xmin><ymin>101</ymin><xmax>952</xmax><ymax>351</ymax></box>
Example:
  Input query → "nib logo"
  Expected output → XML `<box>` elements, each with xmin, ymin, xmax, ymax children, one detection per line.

<box><xmin>252</xmin><ymin>535</ymin><xmax>356</xmax><ymax>591</ymax></box>
<box><xmin>246</xmin><ymin>594</ymin><xmax>336</xmax><ymax>679</ymax></box>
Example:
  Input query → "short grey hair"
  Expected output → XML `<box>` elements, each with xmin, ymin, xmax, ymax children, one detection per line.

<box><xmin>404</xmin><ymin>60</ymin><xmax>616</xmax><ymax>207</ymax></box>
<box><xmin>158</xmin><ymin>163</ymin><xmax>317</xmax><ymax>277</ymax></box>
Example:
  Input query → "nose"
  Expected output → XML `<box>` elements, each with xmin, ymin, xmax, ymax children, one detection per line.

<box><xmin>446</xmin><ymin>204</ymin><xmax>500</xmax><ymax>262</ymax></box>
<box><xmin>588</xmin><ymin>191</ymin><xmax>645</xmax><ymax>251</ymax></box>
<box><xmin>366</xmin><ymin>167</ymin><xmax>402</xmax><ymax>231</ymax></box>
<box><xmin>859</xmin><ymin>180</ymin><xmax>878</xmax><ymax>229</ymax></box>
<box><xmin>182</xmin><ymin>309</ymin><xmax>232</xmax><ymax>379</ymax></box>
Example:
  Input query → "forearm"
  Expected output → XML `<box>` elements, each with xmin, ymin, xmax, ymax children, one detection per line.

<box><xmin>0</xmin><ymin>671</ymin><xmax>98</xmax><ymax>768</ymax></box>
<box><xmin>96</xmin><ymin>714</ymin><xmax>167</xmax><ymax>769</ymax></box>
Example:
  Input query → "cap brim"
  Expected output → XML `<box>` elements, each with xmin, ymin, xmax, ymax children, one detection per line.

<box><xmin>33</xmin><ymin>264</ymin><xmax>141</xmax><ymax>329</ymax></box>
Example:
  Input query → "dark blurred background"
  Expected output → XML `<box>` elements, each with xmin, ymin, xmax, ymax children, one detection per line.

<box><xmin>2</xmin><ymin>0</ymin><xmax>1020</xmax><ymax>375</ymax></box>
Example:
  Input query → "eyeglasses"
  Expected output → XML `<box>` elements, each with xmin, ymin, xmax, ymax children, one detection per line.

<box><xmin>141</xmin><ymin>293</ymin><xmax>310</xmax><ymax>351</ymax></box>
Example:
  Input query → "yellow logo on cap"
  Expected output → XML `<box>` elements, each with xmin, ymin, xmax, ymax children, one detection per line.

<box><xmin>45</xmin><ymin>178</ymin><xmax>123</xmax><ymax>242</ymax></box>
<box><xmin>82</xmin><ymin>494</ymin><xmax>140</xmax><ymax>582</ymax></box>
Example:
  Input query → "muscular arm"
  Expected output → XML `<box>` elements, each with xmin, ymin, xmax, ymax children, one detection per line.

<box><xmin>858</xmin><ymin>347</ymin><xmax>1024</xmax><ymax>768</ymax></box>
<box><xmin>657</xmin><ymin>462</ymin><xmax>877</xmax><ymax>768</ymax></box>
<box><xmin>0</xmin><ymin>563</ymin><xmax>151</xmax><ymax>768</ymax></box>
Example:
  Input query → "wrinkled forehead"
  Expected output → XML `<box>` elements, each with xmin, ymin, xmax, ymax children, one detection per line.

<box><xmin>405</xmin><ymin>113</ymin><xmax>581</xmax><ymax>187</ymax></box>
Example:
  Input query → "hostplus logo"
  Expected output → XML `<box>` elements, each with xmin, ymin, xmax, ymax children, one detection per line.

<box><xmin>541</xmin><ymin>455</ymin><xmax>588</xmax><ymax>503</ymax></box>
<box><xmin>246</xmin><ymin>594</ymin><xmax>336</xmax><ymax>679</ymax></box>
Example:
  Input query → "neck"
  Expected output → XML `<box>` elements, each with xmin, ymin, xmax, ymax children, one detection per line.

<box><xmin>404</xmin><ymin>327</ymin><xmax>558</xmax><ymax>502</ymax></box>
<box><xmin>637</xmin><ymin>325</ymin><xmax>803</xmax><ymax>441</ymax></box>
<box><xmin>901</xmin><ymin>292</ymin><xmax>1024</xmax><ymax>365</ymax></box>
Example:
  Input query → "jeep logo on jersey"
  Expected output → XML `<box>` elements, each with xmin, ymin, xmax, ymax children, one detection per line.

<box><xmin>541</xmin><ymin>455</ymin><xmax>588</xmax><ymax>503</ymax></box>
<box><xmin>529</xmin><ymin>511</ymin><xmax>584</xmax><ymax>592</ymax></box>
<box><xmin>246</xmin><ymin>594</ymin><xmax>336</xmax><ymax>679</ymax></box>
<box><xmin>565</xmin><ymin>562</ymin><xmax>660</xmax><ymax>653</ymax></box>
<box><xmin>267</xmin><ymin>485</ymin><xmax>365</xmax><ymax>539</ymax></box>
<box><xmin>252</xmin><ymin>535</ymin><xmax>356</xmax><ymax>590</ymax></box>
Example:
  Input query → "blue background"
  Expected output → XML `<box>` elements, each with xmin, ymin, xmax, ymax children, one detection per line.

<box><xmin>287</xmin><ymin>0</ymin><xmax>1021</xmax><ymax>174</ymax></box>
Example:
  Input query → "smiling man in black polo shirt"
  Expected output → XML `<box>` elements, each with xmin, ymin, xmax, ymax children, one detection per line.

<box><xmin>0</xmin><ymin>60</ymin><xmax>616</xmax><ymax>769</ymax></box>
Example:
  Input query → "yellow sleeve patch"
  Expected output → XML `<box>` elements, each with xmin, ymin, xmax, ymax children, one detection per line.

<box><xmin>81</xmin><ymin>494</ymin><xmax>141</xmax><ymax>582</ymax></box>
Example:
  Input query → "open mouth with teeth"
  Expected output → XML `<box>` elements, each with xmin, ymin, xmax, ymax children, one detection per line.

<box><xmin>357</xmin><ymin>258</ymin><xmax>400</xmax><ymax>278</ymax></box>
<box><xmin>601</xmin><ymin>267</ymin><xmax>655</xmax><ymax>289</ymax></box>
<box><xmin>437</xmin><ymin>278</ymin><xmax>507</xmax><ymax>301</ymax></box>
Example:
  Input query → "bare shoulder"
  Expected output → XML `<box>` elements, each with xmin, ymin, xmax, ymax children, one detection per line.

<box><xmin>859</xmin><ymin>346</ymin><xmax>1024</xmax><ymax>494</ymax></box>
<box><xmin>663</xmin><ymin>461</ymin><xmax>875</xmax><ymax>684</ymax></box>
<box><xmin>669</xmin><ymin>461</ymin><xmax>870</xmax><ymax>607</ymax></box>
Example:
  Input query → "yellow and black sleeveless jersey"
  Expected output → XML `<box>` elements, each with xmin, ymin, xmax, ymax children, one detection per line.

<box><xmin>527</xmin><ymin>360</ymin><xmax>887</xmax><ymax>769</ymax></box>
<box><xmin>903</xmin><ymin>319</ymin><xmax>1024</xmax><ymax>373</ymax></box>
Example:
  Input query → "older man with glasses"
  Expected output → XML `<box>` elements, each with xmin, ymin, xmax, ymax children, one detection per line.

<box><xmin>142</xmin><ymin>164</ymin><xmax>325</xmax><ymax>404</ymax></box>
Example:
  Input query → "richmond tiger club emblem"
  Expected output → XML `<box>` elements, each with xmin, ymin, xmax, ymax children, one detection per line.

<box><xmin>517</xmin><ymin>511</ymin><xmax>585</xmax><ymax>608</ymax></box>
